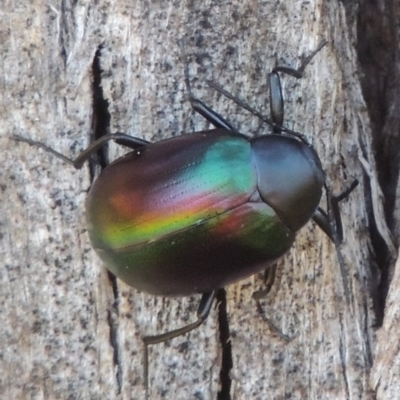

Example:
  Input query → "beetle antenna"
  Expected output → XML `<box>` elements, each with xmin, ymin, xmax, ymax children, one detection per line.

<box><xmin>206</xmin><ymin>79</ymin><xmax>309</xmax><ymax>142</ymax></box>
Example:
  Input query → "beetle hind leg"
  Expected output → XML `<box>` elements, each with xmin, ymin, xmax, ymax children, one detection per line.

<box><xmin>143</xmin><ymin>291</ymin><xmax>216</xmax><ymax>393</ymax></box>
<box><xmin>252</xmin><ymin>266</ymin><xmax>290</xmax><ymax>342</ymax></box>
<box><xmin>13</xmin><ymin>132</ymin><xmax>149</xmax><ymax>169</ymax></box>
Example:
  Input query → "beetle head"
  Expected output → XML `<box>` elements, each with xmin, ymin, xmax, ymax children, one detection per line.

<box><xmin>252</xmin><ymin>135</ymin><xmax>325</xmax><ymax>232</ymax></box>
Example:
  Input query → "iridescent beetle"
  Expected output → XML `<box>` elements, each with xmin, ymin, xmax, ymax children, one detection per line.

<box><xmin>15</xmin><ymin>41</ymin><xmax>356</xmax><ymax>362</ymax></box>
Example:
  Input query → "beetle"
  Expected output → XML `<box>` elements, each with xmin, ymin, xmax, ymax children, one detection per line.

<box><xmin>14</xmin><ymin>41</ymin><xmax>355</xmax><ymax>356</ymax></box>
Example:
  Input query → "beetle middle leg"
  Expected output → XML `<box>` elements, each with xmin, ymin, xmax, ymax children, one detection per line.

<box><xmin>179</xmin><ymin>39</ymin><xmax>241</xmax><ymax>134</ymax></box>
<box><xmin>253</xmin><ymin>176</ymin><xmax>358</xmax><ymax>340</ymax></box>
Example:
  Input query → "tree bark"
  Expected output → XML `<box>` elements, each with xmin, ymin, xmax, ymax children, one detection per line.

<box><xmin>1</xmin><ymin>1</ymin><xmax>398</xmax><ymax>399</ymax></box>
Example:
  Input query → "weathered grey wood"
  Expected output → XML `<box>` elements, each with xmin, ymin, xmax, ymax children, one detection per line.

<box><xmin>371</xmin><ymin>252</ymin><xmax>400</xmax><ymax>399</ymax></box>
<box><xmin>1</xmin><ymin>1</ymin><xmax>398</xmax><ymax>399</ymax></box>
<box><xmin>362</xmin><ymin>0</ymin><xmax>400</xmax><ymax>399</ymax></box>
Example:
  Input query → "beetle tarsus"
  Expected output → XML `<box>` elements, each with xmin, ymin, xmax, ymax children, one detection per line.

<box><xmin>13</xmin><ymin>134</ymin><xmax>76</xmax><ymax>166</ymax></box>
<box><xmin>253</xmin><ymin>265</ymin><xmax>290</xmax><ymax>342</ymax></box>
<box><xmin>272</xmin><ymin>40</ymin><xmax>328</xmax><ymax>78</ymax></box>
<box><xmin>254</xmin><ymin>299</ymin><xmax>291</xmax><ymax>342</ymax></box>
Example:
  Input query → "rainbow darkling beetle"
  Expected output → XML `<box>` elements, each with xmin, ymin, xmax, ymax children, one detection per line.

<box><xmin>15</xmin><ymin>41</ymin><xmax>356</xmax><ymax>367</ymax></box>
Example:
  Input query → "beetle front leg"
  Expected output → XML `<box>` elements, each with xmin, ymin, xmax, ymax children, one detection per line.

<box><xmin>313</xmin><ymin>179</ymin><xmax>359</xmax><ymax>307</ymax></box>
<box><xmin>313</xmin><ymin>208</ymin><xmax>334</xmax><ymax>241</ymax></box>
<box><xmin>272</xmin><ymin>40</ymin><xmax>328</xmax><ymax>79</ymax></box>
<box><xmin>269</xmin><ymin>40</ymin><xmax>328</xmax><ymax>133</ymax></box>
<box><xmin>313</xmin><ymin>179</ymin><xmax>359</xmax><ymax>242</ymax></box>
<box><xmin>327</xmin><ymin>179</ymin><xmax>359</xmax><ymax>242</ymax></box>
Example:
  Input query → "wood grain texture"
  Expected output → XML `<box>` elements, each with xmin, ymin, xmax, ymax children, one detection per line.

<box><xmin>1</xmin><ymin>1</ymin><xmax>398</xmax><ymax>399</ymax></box>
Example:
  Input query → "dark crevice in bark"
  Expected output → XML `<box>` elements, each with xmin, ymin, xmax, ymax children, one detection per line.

<box><xmin>91</xmin><ymin>45</ymin><xmax>122</xmax><ymax>394</ymax></box>
<box><xmin>216</xmin><ymin>289</ymin><xmax>233</xmax><ymax>400</ymax></box>
<box><xmin>107</xmin><ymin>299</ymin><xmax>122</xmax><ymax>394</ymax></box>
<box><xmin>338</xmin><ymin>313</ymin><xmax>351</xmax><ymax>399</ymax></box>
<box><xmin>59</xmin><ymin>0</ymin><xmax>68</xmax><ymax>65</ymax></box>
<box><xmin>91</xmin><ymin>44</ymin><xmax>111</xmax><ymax>175</ymax></box>
<box><xmin>356</xmin><ymin>0</ymin><xmax>400</xmax><ymax>325</ymax></box>
<box><xmin>362</xmin><ymin>170</ymin><xmax>388</xmax><ymax>326</ymax></box>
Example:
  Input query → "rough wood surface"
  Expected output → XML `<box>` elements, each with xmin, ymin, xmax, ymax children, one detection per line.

<box><xmin>1</xmin><ymin>1</ymin><xmax>399</xmax><ymax>399</ymax></box>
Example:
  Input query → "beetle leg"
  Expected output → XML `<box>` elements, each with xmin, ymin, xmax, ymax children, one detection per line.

<box><xmin>207</xmin><ymin>41</ymin><xmax>328</xmax><ymax>141</ymax></box>
<box><xmin>143</xmin><ymin>291</ymin><xmax>216</xmax><ymax>346</ymax></box>
<box><xmin>313</xmin><ymin>179</ymin><xmax>359</xmax><ymax>242</ymax></box>
<box><xmin>254</xmin><ymin>298</ymin><xmax>291</xmax><ymax>342</ymax></box>
<box><xmin>328</xmin><ymin>179</ymin><xmax>359</xmax><ymax>242</ymax></box>
<box><xmin>253</xmin><ymin>265</ymin><xmax>277</xmax><ymax>299</ymax></box>
<box><xmin>268</xmin><ymin>40</ymin><xmax>328</xmax><ymax>134</ymax></box>
<box><xmin>268</xmin><ymin>71</ymin><xmax>284</xmax><ymax>132</ymax></box>
<box><xmin>272</xmin><ymin>40</ymin><xmax>328</xmax><ymax>79</ymax></box>
<box><xmin>112</xmin><ymin>132</ymin><xmax>150</xmax><ymax>148</ymax></box>
<box><xmin>189</xmin><ymin>97</ymin><xmax>239</xmax><ymax>133</ymax></box>
<box><xmin>313</xmin><ymin>208</ymin><xmax>334</xmax><ymax>241</ymax></box>
<box><xmin>143</xmin><ymin>291</ymin><xmax>216</xmax><ymax>392</ymax></box>
<box><xmin>70</xmin><ymin>133</ymin><xmax>148</xmax><ymax>168</ymax></box>
<box><xmin>13</xmin><ymin>132</ymin><xmax>148</xmax><ymax>169</ymax></box>
<box><xmin>317</xmin><ymin>179</ymin><xmax>359</xmax><ymax>307</ymax></box>
<box><xmin>252</xmin><ymin>266</ymin><xmax>290</xmax><ymax>342</ymax></box>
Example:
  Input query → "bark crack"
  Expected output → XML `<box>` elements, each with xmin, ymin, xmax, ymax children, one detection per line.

<box><xmin>91</xmin><ymin>45</ymin><xmax>111</xmax><ymax>174</ymax></box>
<box><xmin>216</xmin><ymin>289</ymin><xmax>233</xmax><ymax>400</ymax></box>
<box><xmin>91</xmin><ymin>45</ymin><xmax>123</xmax><ymax>394</ymax></box>
<box><xmin>338</xmin><ymin>313</ymin><xmax>351</xmax><ymax>400</ymax></box>
<box><xmin>356</xmin><ymin>0</ymin><xmax>400</xmax><ymax>325</ymax></box>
